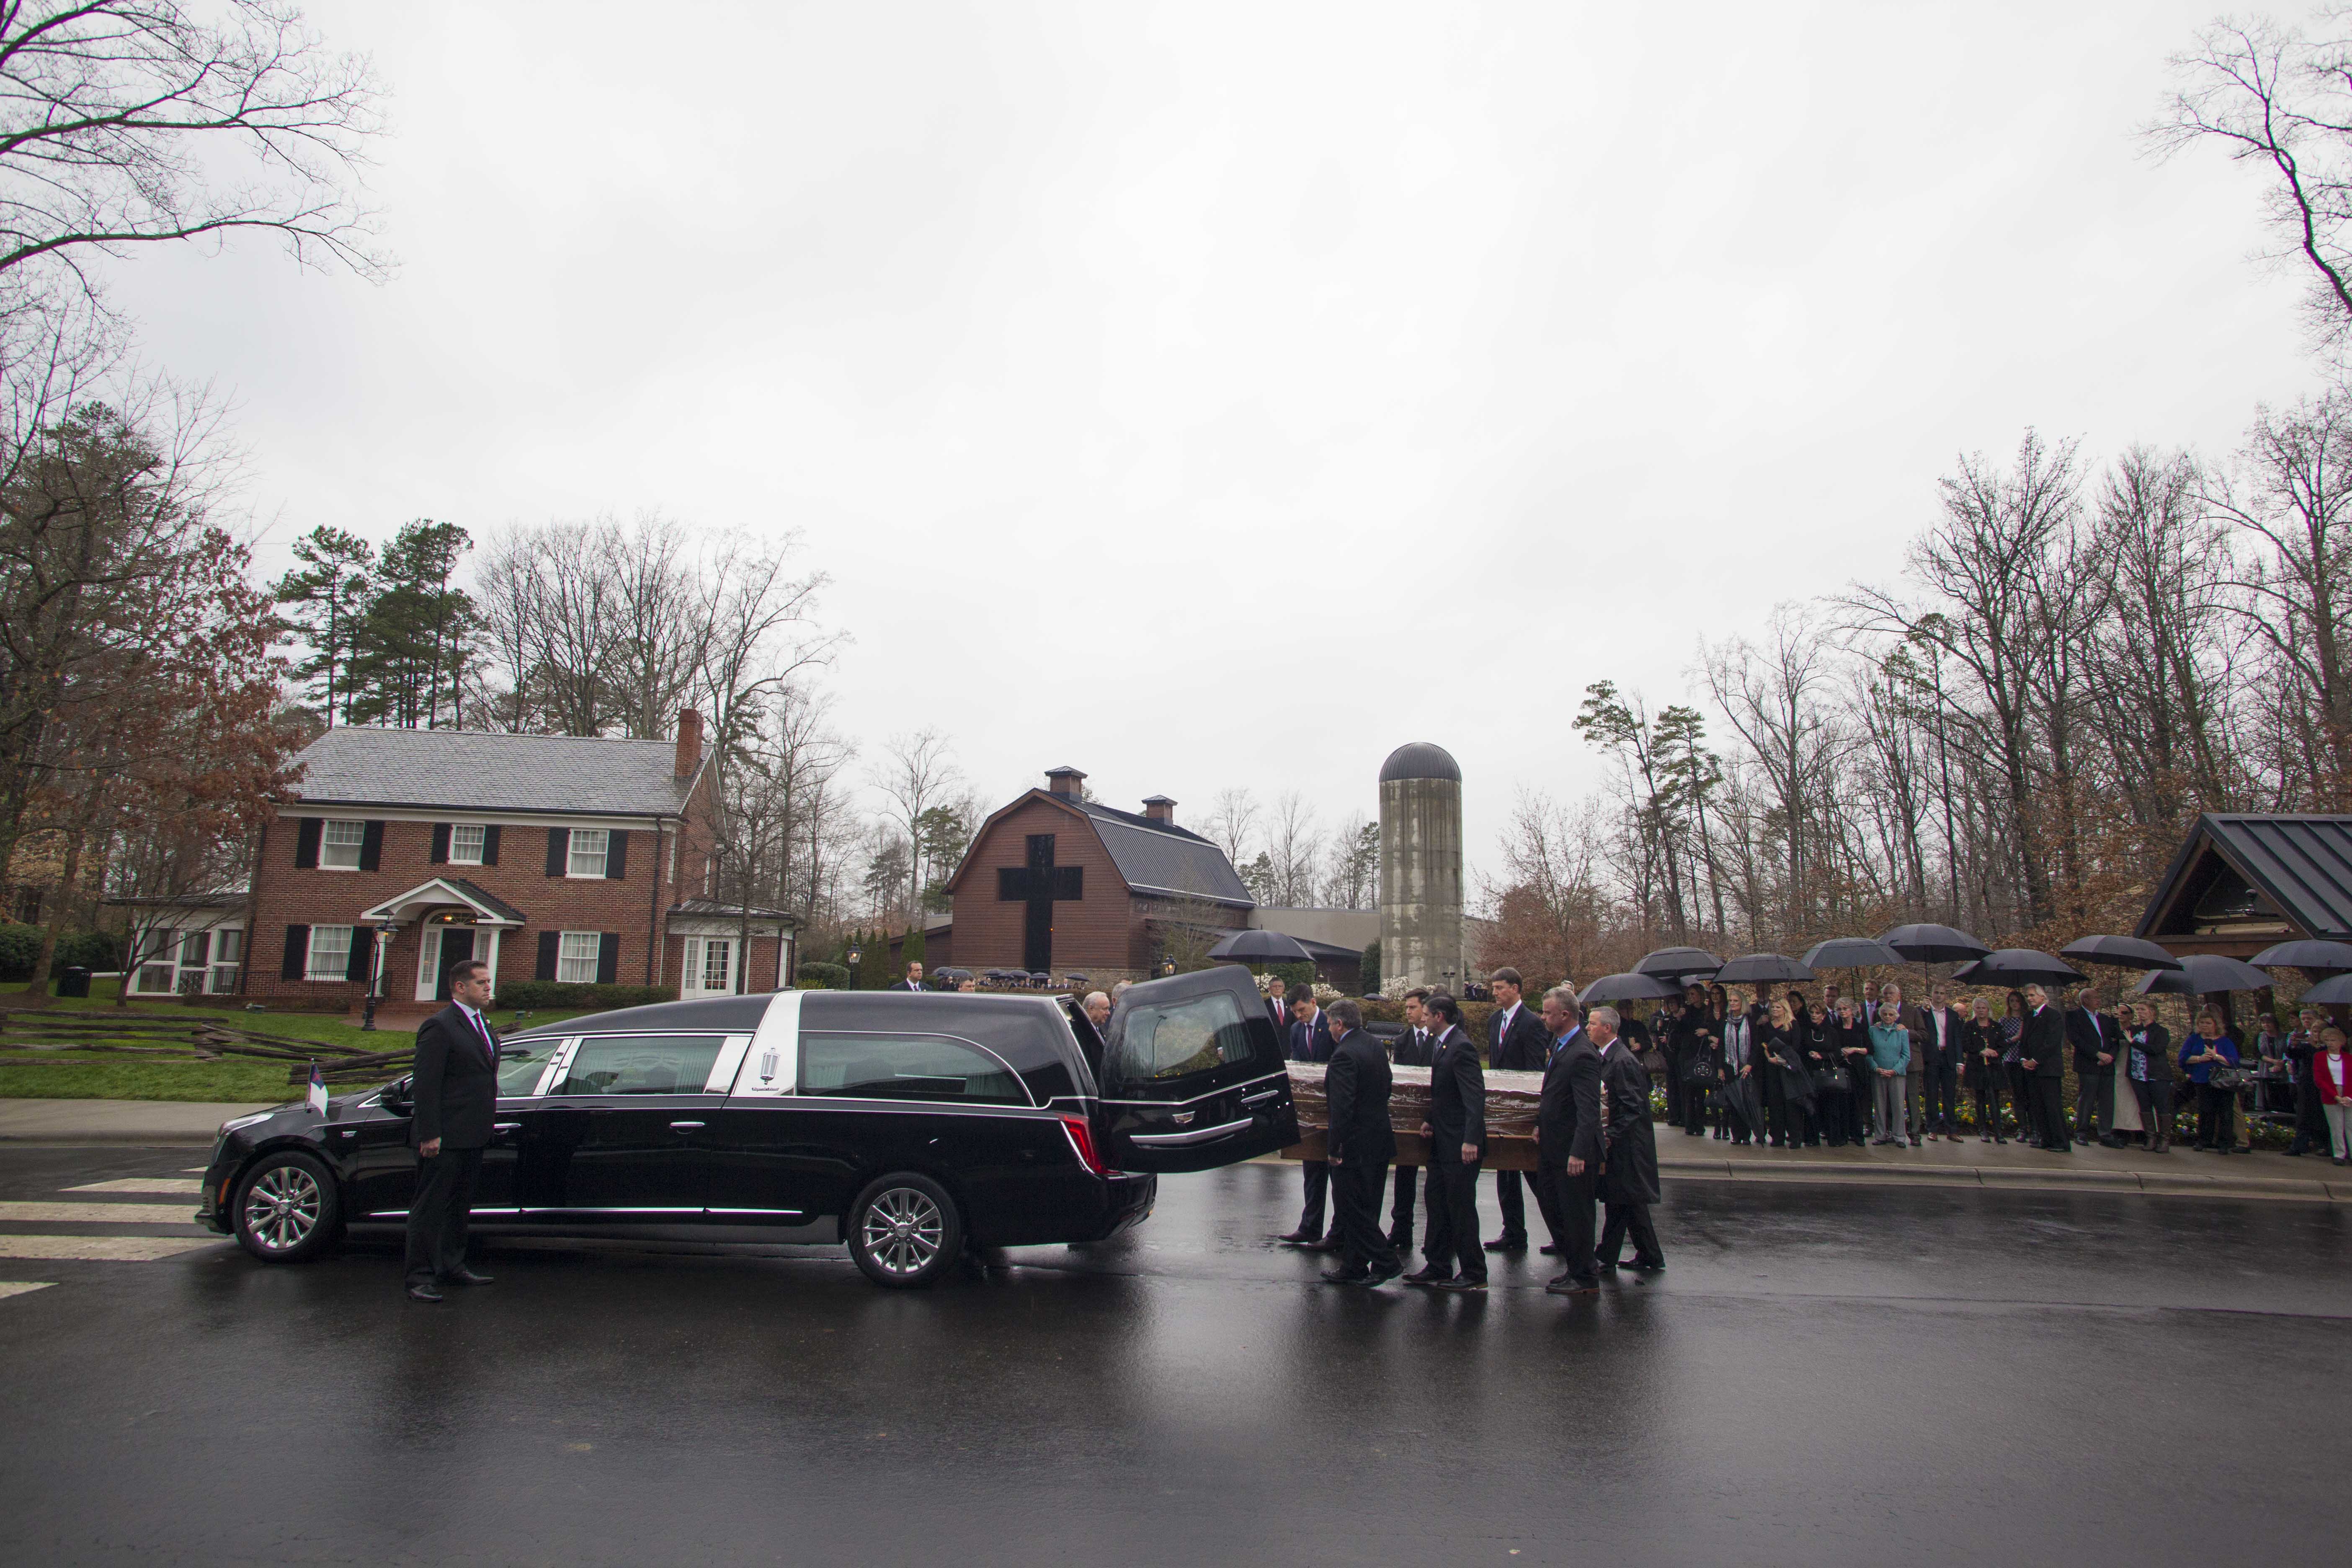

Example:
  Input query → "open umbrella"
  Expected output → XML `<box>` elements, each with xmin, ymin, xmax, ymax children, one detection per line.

<box><xmin>2251</xmin><ymin>939</ymin><xmax>2352</xmax><ymax>975</ymax></box>
<box><xmin>2297</xmin><ymin>972</ymin><xmax>2352</xmax><ymax>1006</ymax></box>
<box><xmin>1878</xmin><ymin>924</ymin><xmax>1994</xmax><ymax>964</ymax></box>
<box><xmin>1634</xmin><ymin>946</ymin><xmax>1724</xmax><ymax>978</ymax></box>
<box><xmin>1949</xmin><ymin>949</ymin><xmax>2090</xmax><ymax>988</ymax></box>
<box><xmin>1579</xmin><ymin>972</ymin><xmax>1683</xmax><ymax>1006</ymax></box>
<box><xmin>1207</xmin><ymin>929</ymin><xmax>1315</xmax><ymax>965</ymax></box>
<box><xmin>2059</xmin><ymin>935</ymin><xmax>2185</xmax><ymax>972</ymax></box>
<box><xmin>1715</xmin><ymin>952</ymin><xmax>1817</xmax><ymax>985</ymax></box>
<box><xmin>1800</xmin><ymin>936</ymin><xmax>1905</xmax><ymax>970</ymax></box>
<box><xmin>2130</xmin><ymin>953</ymin><xmax>2273</xmax><ymax>996</ymax></box>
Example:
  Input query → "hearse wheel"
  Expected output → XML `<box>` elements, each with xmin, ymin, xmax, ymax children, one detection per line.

<box><xmin>848</xmin><ymin>1172</ymin><xmax>963</xmax><ymax>1289</ymax></box>
<box><xmin>232</xmin><ymin>1149</ymin><xmax>344</xmax><ymax>1263</ymax></box>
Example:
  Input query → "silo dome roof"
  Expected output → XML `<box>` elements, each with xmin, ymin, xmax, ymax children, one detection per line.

<box><xmin>1378</xmin><ymin>741</ymin><xmax>1462</xmax><ymax>784</ymax></box>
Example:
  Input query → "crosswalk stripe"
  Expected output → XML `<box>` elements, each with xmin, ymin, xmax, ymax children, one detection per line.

<box><xmin>0</xmin><ymin>1202</ymin><xmax>199</xmax><ymax>1225</ymax></box>
<box><xmin>0</xmin><ymin>1236</ymin><xmax>217</xmax><ymax>1261</ymax></box>
<box><xmin>181</xmin><ymin>1167</ymin><xmax>209</xmax><ymax>1174</ymax></box>
<box><xmin>0</xmin><ymin>1281</ymin><xmax>53</xmax><ymax>1299</ymax></box>
<box><xmin>64</xmin><ymin>1179</ymin><xmax>204</xmax><ymax>1195</ymax></box>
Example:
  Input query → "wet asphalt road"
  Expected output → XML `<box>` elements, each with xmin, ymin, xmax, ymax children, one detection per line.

<box><xmin>1</xmin><ymin>1144</ymin><xmax>2347</xmax><ymax>1567</ymax></box>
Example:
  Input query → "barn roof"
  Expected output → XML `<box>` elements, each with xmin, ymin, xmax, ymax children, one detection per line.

<box><xmin>947</xmin><ymin>790</ymin><xmax>1255</xmax><ymax>909</ymax></box>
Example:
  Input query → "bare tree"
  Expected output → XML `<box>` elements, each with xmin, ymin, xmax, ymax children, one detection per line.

<box><xmin>1199</xmin><ymin>787</ymin><xmax>1260</xmax><ymax>868</ymax></box>
<box><xmin>1263</xmin><ymin>790</ymin><xmax>1320</xmax><ymax>907</ymax></box>
<box><xmin>870</xmin><ymin>729</ymin><xmax>961</xmax><ymax>918</ymax></box>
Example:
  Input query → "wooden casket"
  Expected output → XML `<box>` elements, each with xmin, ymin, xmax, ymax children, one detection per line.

<box><xmin>1279</xmin><ymin>1061</ymin><xmax>1545</xmax><ymax>1171</ymax></box>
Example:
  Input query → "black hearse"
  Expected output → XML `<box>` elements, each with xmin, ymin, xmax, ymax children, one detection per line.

<box><xmin>196</xmin><ymin>966</ymin><xmax>1297</xmax><ymax>1287</ymax></box>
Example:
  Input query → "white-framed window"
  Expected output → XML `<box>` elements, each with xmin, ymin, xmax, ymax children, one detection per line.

<box><xmin>136</xmin><ymin>959</ymin><xmax>177</xmax><ymax>994</ymax></box>
<box><xmin>210</xmin><ymin>928</ymin><xmax>242</xmax><ymax>994</ymax></box>
<box><xmin>178</xmin><ymin>930</ymin><xmax>212</xmax><ymax>969</ymax></box>
<box><xmin>320</xmin><ymin>819</ymin><xmax>366</xmax><ymax>870</ymax></box>
<box><xmin>448</xmin><ymin>823</ymin><xmax>487</xmax><ymax>865</ymax></box>
<box><xmin>557</xmin><ymin>930</ymin><xmax>602</xmax><ymax>983</ymax></box>
<box><xmin>307</xmin><ymin>924</ymin><xmax>354</xmax><ymax>981</ymax></box>
<box><xmin>567</xmin><ymin>828</ymin><xmax>609</xmax><ymax>878</ymax></box>
<box><xmin>129</xmin><ymin>925</ymin><xmax>244</xmax><ymax>995</ymax></box>
<box><xmin>700</xmin><ymin>938</ymin><xmax>732</xmax><ymax>993</ymax></box>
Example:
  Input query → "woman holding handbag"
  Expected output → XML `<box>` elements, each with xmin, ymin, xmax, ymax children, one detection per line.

<box><xmin>2181</xmin><ymin>1009</ymin><xmax>2244</xmax><ymax>1153</ymax></box>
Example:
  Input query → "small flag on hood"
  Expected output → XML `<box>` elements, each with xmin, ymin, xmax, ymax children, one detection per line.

<box><xmin>307</xmin><ymin>1060</ymin><xmax>329</xmax><ymax>1116</ymax></box>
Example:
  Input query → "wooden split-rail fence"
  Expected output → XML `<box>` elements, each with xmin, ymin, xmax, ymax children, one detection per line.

<box><xmin>0</xmin><ymin>1011</ymin><xmax>409</xmax><ymax>1087</ymax></box>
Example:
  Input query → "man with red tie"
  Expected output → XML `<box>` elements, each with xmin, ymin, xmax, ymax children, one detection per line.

<box><xmin>405</xmin><ymin>958</ymin><xmax>503</xmax><ymax>1302</ymax></box>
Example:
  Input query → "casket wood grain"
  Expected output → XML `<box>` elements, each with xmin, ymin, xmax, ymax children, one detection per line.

<box><xmin>1279</xmin><ymin>1062</ymin><xmax>1546</xmax><ymax>1173</ymax></box>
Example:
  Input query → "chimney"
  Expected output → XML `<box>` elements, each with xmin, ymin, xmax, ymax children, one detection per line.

<box><xmin>1142</xmin><ymin>794</ymin><xmax>1176</xmax><ymax>824</ymax></box>
<box><xmin>1045</xmin><ymin>765</ymin><xmax>1086</xmax><ymax>798</ymax></box>
<box><xmin>675</xmin><ymin>709</ymin><xmax>704</xmax><ymax>778</ymax></box>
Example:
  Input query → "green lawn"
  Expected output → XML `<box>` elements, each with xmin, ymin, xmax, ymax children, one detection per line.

<box><xmin>0</xmin><ymin>979</ymin><xmax>590</xmax><ymax>1101</ymax></box>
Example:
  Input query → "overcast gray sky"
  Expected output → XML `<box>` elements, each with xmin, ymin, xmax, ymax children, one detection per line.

<box><xmin>111</xmin><ymin>0</ymin><xmax>2319</xmax><ymax>892</ymax></box>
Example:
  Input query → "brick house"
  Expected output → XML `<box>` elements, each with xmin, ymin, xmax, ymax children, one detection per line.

<box><xmin>241</xmin><ymin>712</ymin><xmax>794</xmax><ymax>1017</ymax></box>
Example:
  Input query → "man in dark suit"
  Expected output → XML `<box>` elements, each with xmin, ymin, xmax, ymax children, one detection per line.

<box><xmin>1320</xmin><ymin>1000</ymin><xmax>1401</xmax><ymax>1286</ymax></box>
<box><xmin>1277</xmin><ymin>991</ymin><xmax>1340</xmax><ymax>1247</ymax></box>
<box><xmin>1264</xmin><ymin>975</ymin><xmax>1290</xmax><ymax>1032</ymax></box>
<box><xmin>1385</xmin><ymin>988</ymin><xmax>1435</xmax><ymax>1253</ymax></box>
<box><xmin>891</xmin><ymin>962</ymin><xmax>926</xmax><ymax>992</ymax></box>
<box><xmin>1917</xmin><ymin>984</ymin><xmax>1965</xmax><ymax>1141</ymax></box>
<box><xmin>404</xmin><ymin>958</ymin><xmax>502</xmax><ymax>1302</ymax></box>
<box><xmin>2067</xmin><ymin>984</ymin><xmax>2119</xmax><ymax>1145</ymax></box>
<box><xmin>1405</xmin><ymin>993</ymin><xmax>1486</xmax><ymax>1291</ymax></box>
<box><xmin>1484</xmin><ymin>968</ymin><xmax>1548</xmax><ymax>1252</ymax></box>
<box><xmin>1592</xmin><ymin>1007</ymin><xmax>1666</xmax><ymax>1272</ymax></box>
<box><xmin>2021</xmin><ymin>983</ymin><xmax>2071</xmax><ymax>1154</ymax></box>
<box><xmin>1534</xmin><ymin>985</ymin><xmax>1603</xmax><ymax>1295</ymax></box>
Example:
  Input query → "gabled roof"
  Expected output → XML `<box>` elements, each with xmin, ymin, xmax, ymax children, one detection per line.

<box><xmin>359</xmin><ymin>876</ymin><xmax>528</xmax><ymax>927</ymax></box>
<box><xmin>2138</xmin><ymin>813</ymin><xmax>2352</xmax><ymax>941</ymax></box>
<box><xmin>947</xmin><ymin>790</ymin><xmax>1255</xmax><ymax>909</ymax></box>
<box><xmin>288</xmin><ymin>726</ymin><xmax>698</xmax><ymax>818</ymax></box>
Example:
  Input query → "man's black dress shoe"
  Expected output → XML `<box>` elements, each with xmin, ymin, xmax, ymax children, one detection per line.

<box><xmin>406</xmin><ymin>1283</ymin><xmax>444</xmax><ymax>1303</ymax></box>
<box><xmin>1628</xmin><ymin>1259</ymin><xmax>1666</xmax><ymax>1272</ymax></box>
<box><xmin>1320</xmin><ymin>1268</ymin><xmax>1371</xmax><ymax>1285</ymax></box>
<box><xmin>1596</xmin><ymin>1259</ymin><xmax>1620</xmax><ymax>1273</ymax></box>
<box><xmin>1546</xmin><ymin>1277</ymin><xmax>1598</xmax><ymax>1296</ymax></box>
<box><xmin>1482</xmin><ymin>1235</ymin><xmax>1526</xmax><ymax>1252</ymax></box>
<box><xmin>1432</xmin><ymin>1277</ymin><xmax>1487</xmax><ymax>1292</ymax></box>
<box><xmin>1275</xmin><ymin>1229</ymin><xmax>1318</xmax><ymax>1245</ymax></box>
<box><xmin>1400</xmin><ymin>1266</ymin><xmax>1454</xmax><ymax>1286</ymax></box>
<box><xmin>1538</xmin><ymin>1243</ymin><xmax>1562</xmax><ymax>1256</ymax></box>
<box><xmin>441</xmin><ymin>1269</ymin><xmax>494</xmax><ymax>1287</ymax></box>
<box><xmin>1365</xmin><ymin>1265</ymin><xmax>1402</xmax><ymax>1286</ymax></box>
<box><xmin>1307</xmin><ymin>1235</ymin><xmax>1341</xmax><ymax>1253</ymax></box>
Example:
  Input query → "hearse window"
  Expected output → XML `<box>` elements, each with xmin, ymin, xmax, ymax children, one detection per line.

<box><xmin>1115</xmin><ymin>991</ymin><xmax>1255</xmax><ymax>1082</ymax></box>
<box><xmin>495</xmin><ymin>1036</ymin><xmax>566</xmax><ymax>1096</ymax></box>
<box><xmin>799</xmin><ymin>1033</ymin><xmax>1028</xmax><ymax>1105</ymax></box>
<box><xmin>549</xmin><ymin>1034</ymin><xmax>727</xmax><ymax>1096</ymax></box>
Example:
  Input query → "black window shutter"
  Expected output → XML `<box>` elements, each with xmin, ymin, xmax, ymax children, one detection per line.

<box><xmin>482</xmin><ymin>825</ymin><xmax>501</xmax><ymax>866</ymax></box>
<box><xmin>606</xmin><ymin>830</ymin><xmax>628</xmax><ymax>880</ymax></box>
<box><xmin>281</xmin><ymin>926</ymin><xmax>309</xmax><ymax>980</ymax></box>
<box><xmin>294</xmin><ymin>819</ymin><xmax>320</xmax><ymax>869</ymax></box>
<box><xmin>430</xmin><ymin>824</ymin><xmax>450</xmax><ymax>864</ymax></box>
<box><xmin>359</xmin><ymin>821</ymin><xmax>384</xmax><ymax>872</ymax></box>
<box><xmin>545</xmin><ymin>828</ymin><xmax>567</xmax><ymax>877</ymax></box>
<box><xmin>536</xmin><ymin>931</ymin><xmax>560</xmax><ymax>981</ymax></box>
<box><xmin>345</xmin><ymin>931</ymin><xmax>370</xmax><ymax>982</ymax></box>
<box><xmin>596</xmin><ymin>932</ymin><xmax>619</xmax><ymax>985</ymax></box>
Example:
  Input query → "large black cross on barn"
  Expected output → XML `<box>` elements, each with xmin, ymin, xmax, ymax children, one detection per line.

<box><xmin>997</xmin><ymin>833</ymin><xmax>1082</xmax><ymax>973</ymax></box>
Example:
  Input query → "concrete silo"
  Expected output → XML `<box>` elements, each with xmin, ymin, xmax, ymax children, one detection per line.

<box><xmin>1377</xmin><ymin>741</ymin><xmax>1465</xmax><ymax>992</ymax></box>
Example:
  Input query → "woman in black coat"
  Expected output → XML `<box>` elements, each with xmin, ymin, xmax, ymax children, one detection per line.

<box><xmin>2123</xmin><ymin>1001</ymin><xmax>2175</xmax><ymax>1154</ymax></box>
<box><xmin>1761</xmin><ymin>996</ymin><xmax>1816</xmax><ymax>1149</ymax></box>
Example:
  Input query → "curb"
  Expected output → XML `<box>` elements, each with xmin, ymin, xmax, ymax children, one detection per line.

<box><xmin>1657</xmin><ymin>1153</ymin><xmax>2348</xmax><ymax>1203</ymax></box>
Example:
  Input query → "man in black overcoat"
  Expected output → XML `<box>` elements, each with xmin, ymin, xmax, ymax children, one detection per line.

<box><xmin>2021</xmin><ymin>983</ymin><xmax>2071</xmax><ymax>1154</ymax></box>
<box><xmin>2066</xmin><ymin>984</ymin><xmax>2119</xmax><ymax>1145</ymax></box>
<box><xmin>1406</xmin><ymin>993</ymin><xmax>1487</xmax><ymax>1291</ymax></box>
<box><xmin>1277</xmin><ymin>991</ymin><xmax>1341</xmax><ymax>1247</ymax></box>
<box><xmin>1592</xmin><ymin>1007</ymin><xmax>1665</xmax><ymax>1272</ymax></box>
<box><xmin>1534</xmin><ymin>985</ymin><xmax>1604</xmax><ymax>1295</ymax></box>
<box><xmin>1320</xmin><ymin>1000</ymin><xmax>1401</xmax><ymax>1285</ymax></box>
<box><xmin>404</xmin><ymin>958</ymin><xmax>502</xmax><ymax>1302</ymax></box>
<box><xmin>1484</xmin><ymin>967</ymin><xmax>1549</xmax><ymax>1252</ymax></box>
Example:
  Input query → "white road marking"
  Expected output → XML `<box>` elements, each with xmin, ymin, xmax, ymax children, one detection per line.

<box><xmin>181</xmin><ymin>1167</ymin><xmax>208</xmax><ymax>1174</ymax></box>
<box><xmin>0</xmin><ymin>1236</ymin><xmax>217</xmax><ymax>1261</ymax></box>
<box><xmin>64</xmin><ymin>1179</ymin><xmax>204</xmax><ymax>1195</ymax></box>
<box><xmin>0</xmin><ymin>1281</ymin><xmax>53</xmax><ymax>1299</ymax></box>
<box><xmin>0</xmin><ymin>1202</ymin><xmax>199</xmax><ymax>1225</ymax></box>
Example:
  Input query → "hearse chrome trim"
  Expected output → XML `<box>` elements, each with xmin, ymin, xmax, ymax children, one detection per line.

<box><xmin>706</xmin><ymin>1207</ymin><xmax>807</xmax><ymax>1217</ymax></box>
<box><xmin>1127</xmin><ymin>1116</ymin><xmax>1256</xmax><ymax>1146</ymax></box>
<box><xmin>726</xmin><ymin>989</ymin><xmax>803</xmax><ymax>1099</ymax></box>
<box><xmin>1099</xmin><ymin>1066</ymin><xmax>1289</xmax><ymax>1109</ymax></box>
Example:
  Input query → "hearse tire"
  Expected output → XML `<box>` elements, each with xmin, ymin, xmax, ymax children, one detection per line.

<box><xmin>847</xmin><ymin>1172</ymin><xmax>963</xmax><ymax>1289</ymax></box>
<box><xmin>231</xmin><ymin>1149</ymin><xmax>343</xmax><ymax>1263</ymax></box>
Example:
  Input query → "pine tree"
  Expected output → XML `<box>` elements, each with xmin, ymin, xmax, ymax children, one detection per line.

<box><xmin>346</xmin><ymin>519</ymin><xmax>477</xmax><ymax>728</ymax></box>
<box><xmin>271</xmin><ymin>526</ymin><xmax>375</xmax><ymax>725</ymax></box>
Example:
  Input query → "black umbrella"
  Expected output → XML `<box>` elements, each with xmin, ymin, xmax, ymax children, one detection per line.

<box><xmin>1207</xmin><ymin>929</ymin><xmax>1316</xmax><ymax>964</ymax></box>
<box><xmin>1634</xmin><ymin>946</ymin><xmax>1724</xmax><ymax>978</ymax></box>
<box><xmin>1714</xmin><ymin>952</ymin><xmax>1818</xmax><ymax>985</ymax></box>
<box><xmin>2251</xmin><ymin>939</ymin><xmax>2352</xmax><ymax>975</ymax></box>
<box><xmin>1877</xmin><ymin>923</ymin><xmax>1994</xmax><ymax>964</ymax></box>
<box><xmin>2059</xmin><ymin>935</ymin><xmax>2185</xmax><ymax>972</ymax></box>
<box><xmin>2130</xmin><ymin>953</ymin><xmax>2273</xmax><ymax>995</ymax></box>
<box><xmin>1800</xmin><ymin>936</ymin><xmax>1905</xmax><ymax>969</ymax></box>
<box><xmin>1949</xmin><ymin>949</ymin><xmax>2089</xmax><ymax>988</ymax></box>
<box><xmin>1578</xmin><ymin>972</ymin><xmax>1683</xmax><ymax>1005</ymax></box>
<box><xmin>2298</xmin><ymin>973</ymin><xmax>2352</xmax><ymax>1006</ymax></box>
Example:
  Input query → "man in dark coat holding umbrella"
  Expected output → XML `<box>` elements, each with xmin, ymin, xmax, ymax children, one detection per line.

<box><xmin>2021</xmin><ymin>983</ymin><xmax>2071</xmax><ymax>1154</ymax></box>
<box><xmin>1591</xmin><ymin>1007</ymin><xmax>1664</xmax><ymax>1271</ymax></box>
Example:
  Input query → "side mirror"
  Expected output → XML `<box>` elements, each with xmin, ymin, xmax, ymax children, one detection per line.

<box><xmin>382</xmin><ymin>1075</ymin><xmax>414</xmax><ymax>1115</ymax></box>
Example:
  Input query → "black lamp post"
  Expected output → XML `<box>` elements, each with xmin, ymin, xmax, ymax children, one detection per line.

<box><xmin>360</xmin><ymin>922</ymin><xmax>397</xmax><ymax>1032</ymax></box>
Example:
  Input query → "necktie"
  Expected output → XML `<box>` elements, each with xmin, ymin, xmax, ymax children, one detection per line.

<box><xmin>468</xmin><ymin>1009</ymin><xmax>496</xmax><ymax>1065</ymax></box>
